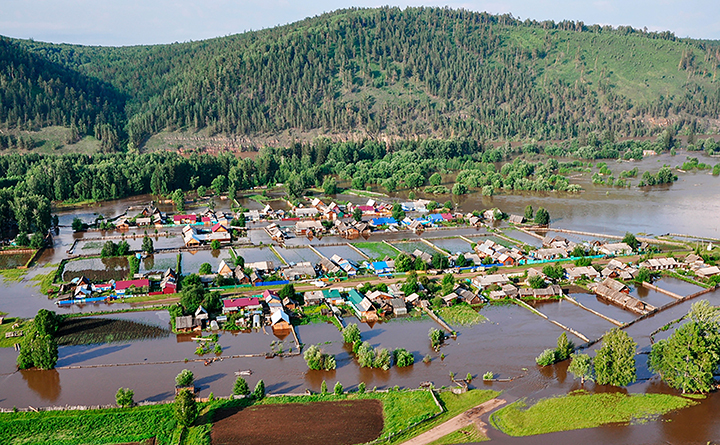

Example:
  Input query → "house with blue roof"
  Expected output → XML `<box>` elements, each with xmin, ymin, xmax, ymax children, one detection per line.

<box><xmin>369</xmin><ymin>261</ymin><xmax>395</xmax><ymax>275</ymax></box>
<box><xmin>425</xmin><ymin>213</ymin><xmax>445</xmax><ymax>224</ymax></box>
<box><xmin>370</xmin><ymin>217</ymin><xmax>397</xmax><ymax>227</ymax></box>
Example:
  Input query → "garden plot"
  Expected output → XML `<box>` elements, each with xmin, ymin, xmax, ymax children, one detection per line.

<box><xmin>62</xmin><ymin>257</ymin><xmax>129</xmax><ymax>282</ymax></box>
<box><xmin>274</xmin><ymin>247</ymin><xmax>317</xmax><ymax>264</ymax></box>
<box><xmin>429</xmin><ymin>237</ymin><xmax>473</xmax><ymax>255</ymax></box>
<box><xmin>316</xmin><ymin>245</ymin><xmax>366</xmax><ymax>263</ymax></box>
<box><xmin>354</xmin><ymin>242</ymin><xmax>400</xmax><ymax>260</ymax></box>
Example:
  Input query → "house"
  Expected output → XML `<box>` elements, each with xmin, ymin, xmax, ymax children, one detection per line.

<box><xmin>249</xmin><ymin>271</ymin><xmax>263</xmax><ymax>286</ymax></box>
<box><xmin>174</xmin><ymin>214</ymin><xmax>197</xmax><ymax>225</ymax></box>
<box><xmin>518</xmin><ymin>285</ymin><xmax>563</xmax><ymax>299</ymax></box>
<box><xmin>456</xmin><ymin>287</ymin><xmax>483</xmax><ymax>305</ymax></box>
<box><xmin>389</xmin><ymin>298</ymin><xmax>408</xmax><ymax>316</ymax></box>
<box><xmin>282</xmin><ymin>262</ymin><xmax>316</xmax><ymax>281</ymax></box>
<box><xmin>234</xmin><ymin>266</ymin><xmax>251</xmax><ymax>284</ymax></box>
<box><xmin>442</xmin><ymin>292</ymin><xmax>459</xmax><ymax>306</ymax></box>
<box><xmin>684</xmin><ymin>253</ymin><xmax>703</xmax><ymax>265</ymax></box>
<box><xmin>366</xmin><ymin>290</ymin><xmax>394</xmax><ymax>303</ymax></box>
<box><xmin>264</xmin><ymin>223</ymin><xmax>285</xmax><ymax>242</ymax></box>
<box><xmin>195</xmin><ymin>306</ymin><xmax>209</xmax><ymax>323</ymax></box>
<box><xmin>271</xmin><ymin>310</ymin><xmax>291</xmax><ymax>331</ymax></box>
<box><xmin>246</xmin><ymin>261</ymin><xmax>275</xmax><ymax>273</ymax></box>
<box><xmin>295</xmin><ymin>207</ymin><xmax>320</xmax><ymax>218</ymax></box>
<box><xmin>346</xmin><ymin>289</ymin><xmax>377</xmax><ymax>321</ymax></box>
<box><xmin>321</xmin><ymin>289</ymin><xmax>344</xmax><ymax>306</ymax></box>
<box><xmin>406</xmin><ymin>293</ymin><xmax>421</xmax><ymax>306</ymax></box>
<box><xmin>696</xmin><ymin>266</ymin><xmax>720</xmax><ymax>279</ymax></box>
<box><xmin>295</xmin><ymin>220</ymin><xmax>324</xmax><ymax>235</ymax></box>
<box><xmin>175</xmin><ymin>315</ymin><xmax>196</xmax><ymax>332</ymax></box>
<box><xmin>640</xmin><ymin>257</ymin><xmax>680</xmax><ymax>271</ymax></box>
<box><xmin>369</xmin><ymin>261</ymin><xmax>394</xmax><ymax>275</ymax></box>
<box><xmin>222</xmin><ymin>297</ymin><xmax>262</xmax><ymax>314</ymax></box>
<box><xmin>566</xmin><ymin>266</ymin><xmax>600</xmax><ymax>282</ymax></box>
<box><xmin>319</xmin><ymin>257</ymin><xmax>341</xmax><ymax>274</ymax></box>
<box><xmin>412</xmin><ymin>249</ymin><xmax>433</xmax><ymax>265</ymax></box>
<box><xmin>370</xmin><ymin>217</ymin><xmax>398</xmax><ymax>227</ymax></box>
<box><xmin>508</xmin><ymin>214</ymin><xmax>524</xmax><ymax>224</ymax></box>
<box><xmin>598</xmin><ymin>243</ymin><xmax>633</xmax><ymax>256</ymax></box>
<box><xmin>533</xmin><ymin>248</ymin><xmax>568</xmax><ymax>260</ymax></box>
<box><xmin>217</xmin><ymin>260</ymin><xmax>233</xmax><ymax>277</ymax></box>
<box><xmin>303</xmin><ymin>290</ymin><xmax>325</xmax><ymax>305</ymax></box>
<box><xmin>160</xmin><ymin>268</ymin><xmax>178</xmax><ymax>294</ymax></box>
<box><xmin>115</xmin><ymin>279</ymin><xmax>150</xmax><ymax>296</ymax></box>
<box><xmin>471</xmin><ymin>274</ymin><xmax>510</xmax><ymax>290</ymax></box>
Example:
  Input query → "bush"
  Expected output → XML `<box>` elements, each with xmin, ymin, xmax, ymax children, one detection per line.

<box><xmin>429</xmin><ymin>328</ymin><xmax>444</xmax><ymax>349</ymax></box>
<box><xmin>253</xmin><ymin>379</ymin><xmax>265</xmax><ymax>399</ymax></box>
<box><xmin>116</xmin><ymin>388</ymin><xmax>134</xmax><ymax>408</ymax></box>
<box><xmin>304</xmin><ymin>344</ymin><xmax>337</xmax><ymax>370</ymax></box>
<box><xmin>536</xmin><ymin>349</ymin><xmax>557</xmax><ymax>366</ymax></box>
<box><xmin>483</xmin><ymin>371</ymin><xmax>494</xmax><ymax>380</ymax></box>
<box><xmin>199</xmin><ymin>262</ymin><xmax>212</xmax><ymax>275</ymax></box>
<box><xmin>555</xmin><ymin>332</ymin><xmax>575</xmax><ymax>361</ymax></box>
<box><xmin>321</xmin><ymin>380</ymin><xmax>328</xmax><ymax>394</ymax></box>
<box><xmin>174</xmin><ymin>389</ymin><xmax>198</xmax><ymax>427</ymax></box>
<box><xmin>175</xmin><ymin>369</ymin><xmax>194</xmax><ymax>387</ymax></box>
<box><xmin>357</xmin><ymin>382</ymin><xmax>366</xmax><ymax>393</ymax></box>
<box><xmin>342</xmin><ymin>323</ymin><xmax>361</xmax><ymax>344</ymax></box>
<box><xmin>232</xmin><ymin>376</ymin><xmax>250</xmax><ymax>395</ymax></box>
<box><xmin>393</xmin><ymin>348</ymin><xmax>415</xmax><ymax>367</ymax></box>
<box><xmin>334</xmin><ymin>381</ymin><xmax>343</xmax><ymax>395</ymax></box>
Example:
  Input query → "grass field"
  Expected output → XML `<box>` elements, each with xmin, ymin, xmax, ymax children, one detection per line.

<box><xmin>31</xmin><ymin>270</ymin><xmax>56</xmax><ymax>294</ymax></box>
<box><xmin>55</xmin><ymin>318</ymin><xmax>171</xmax><ymax>346</ymax></box>
<box><xmin>354</xmin><ymin>242</ymin><xmax>400</xmax><ymax>260</ymax></box>
<box><xmin>489</xmin><ymin>390</ymin><xmax>699</xmax><ymax>437</ymax></box>
<box><xmin>436</xmin><ymin>303</ymin><xmax>486</xmax><ymax>327</ymax></box>
<box><xmin>428</xmin><ymin>425</ymin><xmax>488</xmax><ymax>444</ymax></box>
<box><xmin>0</xmin><ymin>268</ymin><xmax>28</xmax><ymax>282</ymax></box>
<box><xmin>0</xmin><ymin>317</ymin><xmax>32</xmax><ymax>348</ymax></box>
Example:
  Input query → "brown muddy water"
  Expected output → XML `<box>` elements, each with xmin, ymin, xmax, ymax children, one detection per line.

<box><xmin>1</xmin><ymin>154</ymin><xmax>720</xmax><ymax>442</ymax></box>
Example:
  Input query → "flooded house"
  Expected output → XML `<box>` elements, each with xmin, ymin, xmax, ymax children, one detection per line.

<box><xmin>114</xmin><ymin>279</ymin><xmax>150</xmax><ymax>296</ymax></box>
<box><xmin>566</xmin><ymin>266</ymin><xmax>601</xmax><ymax>282</ymax></box>
<box><xmin>175</xmin><ymin>315</ymin><xmax>197</xmax><ymax>332</ymax></box>
<box><xmin>640</xmin><ymin>257</ymin><xmax>680</xmax><ymax>270</ymax></box>
<box><xmin>281</xmin><ymin>262</ymin><xmax>316</xmax><ymax>281</ymax></box>
<box><xmin>222</xmin><ymin>297</ymin><xmax>262</xmax><ymax>314</ymax></box>
<box><xmin>270</xmin><ymin>310</ymin><xmax>291</xmax><ymax>332</ymax></box>
<box><xmin>346</xmin><ymin>289</ymin><xmax>377</xmax><ymax>321</ymax></box>
<box><xmin>598</xmin><ymin>242</ymin><xmax>633</xmax><ymax>256</ymax></box>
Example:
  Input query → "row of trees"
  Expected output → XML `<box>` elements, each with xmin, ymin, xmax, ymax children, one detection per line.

<box><xmin>17</xmin><ymin>309</ymin><xmax>61</xmax><ymax>370</ymax></box>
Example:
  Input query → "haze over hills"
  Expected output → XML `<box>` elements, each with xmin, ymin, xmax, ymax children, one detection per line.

<box><xmin>1</xmin><ymin>6</ymin><xmax>719</xmax><ymax>152</ymax></box>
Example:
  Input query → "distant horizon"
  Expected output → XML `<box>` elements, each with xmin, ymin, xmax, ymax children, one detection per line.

<box><xmin>1</xmin><ymin>1</ymin><xmax>719</xmax><ymax>47</ymax></box>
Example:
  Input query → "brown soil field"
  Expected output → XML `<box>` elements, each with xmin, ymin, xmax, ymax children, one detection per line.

<box><xmin>211</xmin><ymin>399</ymin><xmax>384</xmax><ymax>445</ymax></box>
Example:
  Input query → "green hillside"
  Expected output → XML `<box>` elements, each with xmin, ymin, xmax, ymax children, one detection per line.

<box><xmin>2</xmin><ymin>7</ymin><xmax>719</xmax><ymax>150</ymax></box>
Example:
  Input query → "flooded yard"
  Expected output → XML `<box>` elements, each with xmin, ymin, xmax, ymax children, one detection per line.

<box><xmin>0</xmin><ymin>251</ymin><xmax>33</xmax><ymax>269</ymax></box>
<box><xmin>62</xmin><ymin>257</ymin><xmax>129</xmax><ymax>282</ymax></box>
<box><xmin>140</xmin><ymin>253</ymin><xmax>179</xmax><ymax>273</ymax></box>
<box><xmin>181</xmin><ymin>249</ymin><xmax>234</xmax><ymax>273</ymax></box>
<box><xmin>529</xmin><ymin>299</ymin><xmax>616</xmax><ymax>342</ymax></box>
<box><xmin>429</xmin><ymin>237</ymin><xmax>473</xmax><ymax>254</ymax></box>
<box><xmin>274</xmin><ymin>247</ymin><xmax>318</xmax><ymax>264</ymax></box>
<box><xmin>315</xmin><ymin>245</ymin><xmax>366</xmax><ymax>263</ymax></box>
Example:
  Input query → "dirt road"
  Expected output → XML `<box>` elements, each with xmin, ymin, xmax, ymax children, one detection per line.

<box><xmin>401</xmin><ymin>397</ymin><xmax>506</xmax><ymax>445</ymax></box>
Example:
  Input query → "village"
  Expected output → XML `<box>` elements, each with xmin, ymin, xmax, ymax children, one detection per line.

<box><xmin>40</xmin><ymin>192</ymin><xmax>720</xmax><ymax>345</ymax></box>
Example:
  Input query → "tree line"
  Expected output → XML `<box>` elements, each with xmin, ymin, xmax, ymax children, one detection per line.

<box><xmin>2</xmin><ymin>6</ymin><xmax>719</xmax><ymax>148</ymax></box>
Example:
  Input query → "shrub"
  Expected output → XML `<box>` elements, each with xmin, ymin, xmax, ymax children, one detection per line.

<box><xmin>253</xmin><ymin>379</ymin><xmax>266</xmax><ymax>399</ymax></box>
<box><xmin>483</xmin><ymin>371</ymin><xmax>494</xmax><ymax>380</ymax></box>
<box><xmin>334</xmin><ymin>381</ymin><xmax>343</xmax><ymax>395</ymax></box>
<box><xmin>115</xmin><ymin>388</ymin><xmax>134</xmax><ymax>408</ymax></box>
<box><xmin>175</xmin><ymin>369</ymin><xmax>194</xmax><ymax>387</ymax></box>
<box><xmin>303</xmin><ymin>344</ymin><xmax>337</xmax><ymax>370</ymax></box>
<box><xmin>342</xmin><ymin>323</ymin><xmax>361</xmax><ymax>344</ymax></box>
<box><xmin>174</xmin><ymin>389</ymin><xmax>198</xmax><ymax>427</ymax></box>
<box><xmin>393</xmin><ymin>348</ymin><xmax>415</xmax><ymax>367</ymax></box>
<box><xmin>321</xmin><ymin>380</ymin><xmax>328</xmax><ymax>394</ymax></box>
<box><xmin>536</xmin><ymin>349</ymin><xmax>557</xmax><ymax>366</ymax></box>
<box><xmin>429</xmin><ymin>328</ymin><xmax>444</xmax><ymax>349</ymax></box>
<box><xmin>233</xmin><ymin>377</ymin><xmax>250</xmax><ymax>395</ymax></box>
<box><xmin>555</xmin><ymin>332</ymin><xmax>575</xmax><ymax>361</ymax></box>
<box><xmin>357</xmin><ymin>382</ymin><xmax>366</xmax><ymax>394</ymax></box>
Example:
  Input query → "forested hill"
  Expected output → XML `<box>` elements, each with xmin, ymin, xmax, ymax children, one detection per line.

<box><xmin>2</xmin><ymin>7</ymin><xmax>720</xmax><ymax>151</ymax></box>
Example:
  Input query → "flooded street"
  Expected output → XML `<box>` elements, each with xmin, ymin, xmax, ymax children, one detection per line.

<box><xmin>0</xmin><ymin>153</ymin><xmax>720</xmax><ymax>443</ymax></box>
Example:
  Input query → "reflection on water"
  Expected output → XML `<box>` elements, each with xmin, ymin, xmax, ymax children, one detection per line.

<box><xmin>21</xmin><ymin>369</ymin><xmax>61</xmax><ymax>402</ymax></box>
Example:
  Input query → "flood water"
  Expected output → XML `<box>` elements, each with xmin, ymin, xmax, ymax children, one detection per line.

<box><xmin>2</xmin><ymin>153</ymin><xmax>720</xmax><ymax>442</ymax></box>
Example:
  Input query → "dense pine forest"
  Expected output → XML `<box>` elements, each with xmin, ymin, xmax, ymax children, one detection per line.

<box><xmin>1</xmin><ymin>7</ymin><xmax>720</xmax><ymax>151</ymax></box>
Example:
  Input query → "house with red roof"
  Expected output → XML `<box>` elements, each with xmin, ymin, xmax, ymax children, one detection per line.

<box><xmin>114</xmin><ymin>279</ymin><xmax>150</xmax><ymax>295</ymax></box>
<box><xmin>222</xmin><ymin>297</ymin><xmax>262</xmax><ymax>314</ymax></box>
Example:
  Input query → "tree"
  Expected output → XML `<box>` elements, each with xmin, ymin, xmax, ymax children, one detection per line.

<box><xmin>72</xmin><ymin>217</ymin><xmax>84</xmax><ymax>232</ymax></box>
<box><xmin>174</xmin><ymin>389</ymin><xmax>198</xmax><ymax>427</ymax></box>
<box><xmin>210</xmin><ymin>239</ymin><xmax>221</xmax><ymax>250</ymax></box>
<box><xmin>358</xmin><ymin>382</ymin><xmax>366</xmax><ymax>394</ymax></box>
<box><xmin>304</xmin><ymin>344</ymin><xmax>337</xmax><ymax>370</ymax></box>
<box><xmin>455</xmin><ymin>254</ymin><xmax>467</xmax><ymax>267</ymax></box>
<box><xmin>555</xmin><ymin>332</ymin><xmax>575</xmax><ymax>361</ymax></box>
<box><xmin>429</xmin><ymin>173</ymin><xmax>442</xmax><ymax>186</ymax></box>
<box><xmin>649</xmin><ymin>301</ymin><xmax>720</xmax><ymax>393</ymax></box>
<box><xmin>595</xmin><ymin>328</ymin><xmax>637</xmax><ymax>386</ymax></box>
<box><xmin>622</xmin><ymin>232</ymin><xmax>639</xmax><ymax>251</ymax></box>
<box><xmin>391</xmin><ymin>203</ymin><xmax>405</xmax><ymax>221</ymax></box>
<box><xmin>534</xmin><ymin>207</ymin><xmax>550</xmax><ymax>225</ymax></box>
<box><xmin>233</xmin><ymin>376</ymin><xmax>250</xmax><ymax>395</ymax></box>
<box><xmin>197</xmin><ymin>185</ymin><xmax>207</xmax><ymax>197</ymax></box>
<box><xmin>279</xmin><ymin>283</ymin><xmax>296</xmax><ymax>301</ymax></box>
<box><xmin>175</xmin><ymin>369</ymin><xmax>194</xmax><ymax>387</ymax></box>
<box><xmin>393</xmin><ymin>348</ymin><xmax>415</xmax><ymax>367</ymax></box>
<box><xmin>211</xmin><ymin>175</ymin><xmax>228</xmax><ymax>195</ymax></box>
<box><xmin>101</xmin><ymin>240</ymin><xmax>118</xmax><ymax>258</ymax></box>
<box><xmin>524</xmin><ymin>205</ymin><xmax>534</xmax><ymax>220</ymax></box>
<box><xmin>15</xmin><ymin>232</ymin><xmax>30</xmax><ymax>247</ymax></box>
<box><xmin>116</xmin><ymin>240</ymin><xmax>130</xmax><ymax>256</ymax></box>
<box><xmin>34</xmin><ymin>309</ymin><xmax>59</xmax><ymax>336</ymax></box>
<box><xmin>542</xmin><ymin>263</ymin><xmax>565</xmax><ymax>281</ymax></box>
<box><xmin>253</xmin><ymin>379</ymin><xmax>265</xmax><ymax>399</ymax></box>
<box><xmin>199</xmin><ymin>263</ymin><xmax>212</xmax><ymax>275</ymax></box>
<box><xmin>401</xmin><ymin>271</ymin><xmax>419</xmax><ymax>295</ymax></box>
<box><xmin>635</xmin><ymin>267</ymin><xmax>651</xmax><ymax>283</ymax></box>
<box><xmin>429</xmin><ymin>328</ymin><xmax>444</xmax><ymax>350</ymax></box>
<box><xmin>29</xmin><ymin>232</ymin><xmax>45</xmax><ymax>249</ymax></box>
<box><xmin>528</xmin><ymin>275</ymin><xmax>547</xmax><ymax>289</ymax></box>
<box><xmin>321</xmin><ymin>380</ymin><xmax>328</xmax><ymax>394</ymax></box>
<box><xmin>431</xmin><ymin>252</ymin><xmax>449</xmax><ymax>270</ymax></box>
<box><xmin>353</xmin><ymin>207</ymin><xmax>363</xmax><ymax>222</ymax></box>
<box><xmin>323</xmin><ymin>176</ymin><xmax>339</xmax><ymax>195</ymax></box>
<box><xmin>116</xmin><ymin>388</ymin><xmax>134</xmax><ymax>407</ymax></box>
<box><xmin>342</xmin><ymin>323</ymin><xmax>361</xmax><ymax>344</ymax></box>
<box><xmin>441</xmin><ymin>273</ymin><xmax>455</xmax><ymax>296</ymax></box>
<box><xmin>535</xmin><ymin>349</ymin><xmax>557</xmax><ymax>366</ymax></box>
<box><xmin>452</xmin><ymin>182</ymin><xmax>467</xmax><ymax>195</ymax></box>
<box><xmin>395</xmin><ymin>252</ymin><xmax>414</xmax><ymax>272</ymax></box>
<box><xmin>334</xmin><ymin>381</ymin><xmax>344</xmax><ymax>395</ymax></box>
<box><xmin>142</xmin><ymin>236</ymin><xmax>154</xmax><ymax>253</ymax></box>
<box><xmin>568</xmin><ymin>353</ymin><xmax>594</xmax><ymax>385</ymax></box>
<box><xmin>173</xmin><ymin>189</ymin><xmax>185</xmax><ymax>212</ymax></box>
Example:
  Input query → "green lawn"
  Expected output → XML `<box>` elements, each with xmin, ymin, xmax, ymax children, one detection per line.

<box><xmin>0</xmin><ymin>317</ymin><xmax>32</xmax><ymax>348</ymax></box>
<box><xmin>0</xmin><ymin>404</ymin><xmax>178</xmax><ymax>445</ymax></box>
<box><xmin>354</xmin><ymin>242</ymin><xmax>400</xmax><ymax>260</ymax></box>
<box><xmin>428</xmin><ymin>425</ymin><xmax>488</xmax><ymax>444</ymax></box>
<box><xmin>436</xmin><ymin>303</ymin><xmax>486</xmax><ymax>327</ymax></box>
<box><xmin>0</xmin><ymin>268</ymin><xmax>28</xmax><ymax>282</ymax></box>
<box><xmin>490</xmin><ymin>390</ymin><xmax>699</xmax><ymax>437</ymax></box>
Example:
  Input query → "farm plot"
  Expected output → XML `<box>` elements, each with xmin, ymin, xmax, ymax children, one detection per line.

<box><xmin>211</xmin><ymin>399</ymin><xmax>384</xmax><ymax>445</ymax></box>
<box><xmin>55</xmin><ymin>318</ymin><xmax>171</xmax><ymax>346</ymax></box>
<box><xmin>139</xmin><ymin>252</ymin><xmax>178</xmax><ymax>273</ymax></box>
<box><xmin>274</xmin><ymin>247</ymin><xmax>317</xmax><ymax>264</ymax></box>
<box><xmin>354</xmin><ymin>242</ymin><xmax>400</xmax><ymax>260</ymax></box>
<box><xmin>429</xmin><ymin>237</ymin><xmax>473</xmax><ymax>254</ymax></box>
<box><xmin>394</xmin><ymin>241</ymin><xmax>436</xmax><ymax>256</ymax></box>
<box><xmin>62</xmin><ymin>257</ymin><xmax>129</xmax><ymax>282</ymax></box>
<box><xmin>316</xmin><ymin>245</ymin><xmax>366</xmax><ymax>263</ymax></box>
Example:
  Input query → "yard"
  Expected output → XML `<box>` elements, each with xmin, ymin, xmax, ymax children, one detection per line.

<box><xmin>354</xmin><ymin>242</ymin><xmax>400</xmax><ymax>260</ymax></box>
<box><xmin>489</xmin><ymin>390</ymin><xmax>699</xmax><ymax>437</ymax></box>
<box><xmin>436</xmin><ymin>303</ymin><xmax>486</xmax><ymax>327</ymax></box>
<box><xmin>55</xmin><ymin>317</ymin><xmax>171</xmax><ymax>346</ymax></box>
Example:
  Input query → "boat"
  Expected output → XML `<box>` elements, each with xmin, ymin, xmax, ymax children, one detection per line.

<box><xmin>234</xmin><ymin>370</ymin><xmax>253</xmax><ymax>376</ymax></box>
